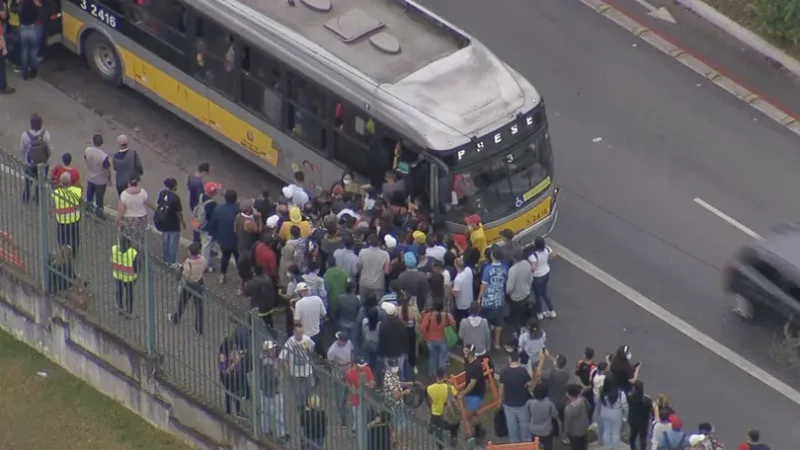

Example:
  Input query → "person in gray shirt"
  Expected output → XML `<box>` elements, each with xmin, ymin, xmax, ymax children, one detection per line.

<box><xmin>505</xmin><ymin>249</ymin><xmax>533</xmax><ymax>331</ymax></box>
<box><xmin>333</xmin><ymin>237</ymin><xmax>359</xmax><ymax>280</ymax></box>
<box><xmin>458</xmin><ymin>303</ymin><xmax>491</xmax><ymax>358</ymax></box>
<box><xmin>563</xmin><ymin>384</ymin><xmax>591</xmax><ymax>449</ymax></box>
<box><xmin>356</xmin><ymin>234</ymin><xmax>390</xmax><ymax>300</ymax></box>
<box><xmin>542</xmin><ymin>354</ymin><xmax>575</xmax><ymax>433</ymax></box>
<box><xmin>526</xmin><ymin>384</ymin><xmax>557</xmax><ymax>449</ymax></box>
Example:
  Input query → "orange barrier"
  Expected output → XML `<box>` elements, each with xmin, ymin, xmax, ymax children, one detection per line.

<box><xmin>0</xmin><ymin>231</ymin><xmax>24</xmax><ymax>271</ymax></box>
<box><xmin>449</xmin><ymin>357</ymin><xmax>500</xmax><ymax>435</ymax></box>
<box><xmin>487</xmin><ymin>437</ymin><xmax>541</xmax><ymax>449</ymax></box>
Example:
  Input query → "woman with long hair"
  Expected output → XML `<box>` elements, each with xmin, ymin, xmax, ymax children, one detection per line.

<box><xmin>597</xmin><ymin>376</ymin><xmax>628</xmax><ymax>450</ymax></box>
<box><xmin>609</xmin><ymin>345</ymin><xmax>640</xmax><ymax>394</ymax></box>
<box><xmin>420</xmin><ymin>301</ymin><xmax>455</xmax><ymax>376</ymax></box>
<box><xmin>529</xmin><ymin>236</ymin><xmax>556</xmax><ymax>319</ymax></box>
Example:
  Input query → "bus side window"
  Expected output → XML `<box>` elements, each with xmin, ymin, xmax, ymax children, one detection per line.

<box><xmin>240</xmin><ymin>45</ymin><xmax>283</xmax><ymax>125</ymax></box>
<box><xmin>132</xmin><ymin>0</ymin><xmax>186</xmax><ymax>51</ymax></box>
<box><xmin>193</xmin><ymin>17</ymin><xmax>236</xmax><ymax>97</ymax></box>
<box><xmin>286</xmin><ymin>71</ymin><xmax>327</xmax><ymax>152</ymax></box>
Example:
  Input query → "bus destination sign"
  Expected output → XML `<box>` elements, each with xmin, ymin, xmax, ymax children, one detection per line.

<box><xmin>455</xmin><ymin>111</ymin><xmax>539</xmax><ymax>162</ymax></box>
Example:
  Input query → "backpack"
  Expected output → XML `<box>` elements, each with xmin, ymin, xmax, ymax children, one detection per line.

<box><xmin>153</xmin><ymin>190</ymin><xmax>173</xmax><ymax>232</ymax></box>
<box><xmin>192</xmin><ymin>199</ymin><xmax>212</xmax><ymax>231</ymax></box>
<box><xmin>26</xmin><ymin>131</ymin><xmax>49</xmax><ymax>165</ymax></box>
<box><xmin>576</xmin><ymin>360</ymin><xmax>598</xmax><ymax>386</ymax></box>
<box><xmin>441</xmin><ymin>384</ymin><xmax>461</xmax><ymax>425</ymax></box>
<box><xmin>662</xmin><ymin>432</ymin><xmax>688</xmax><ymax>450</ymax></box>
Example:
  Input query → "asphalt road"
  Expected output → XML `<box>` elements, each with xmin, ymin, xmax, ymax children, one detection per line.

<box><xmin>14</xmin><ymin>1</ymin><xmax>800</xmax><ymax>446</ymax></box>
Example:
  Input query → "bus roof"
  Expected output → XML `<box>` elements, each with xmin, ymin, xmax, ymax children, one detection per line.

<box><xmin>210</xmin><ymin>0</ymin><xmax>542</xmax><ymax>151</ymax></box>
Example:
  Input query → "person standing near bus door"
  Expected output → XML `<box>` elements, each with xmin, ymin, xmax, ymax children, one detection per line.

<box><xmin>187</xmin><ymin>162</ymin><xmax>210</xmax><ymax>243</ymax></box>
<box><xmin>15</xmin><ymin>0</ymin><xmax>40</xmax><ymax>81</ymax></box>
<box><xmin>84</xmin><ymin>134</ymin><xmax>110</xmax><ymax>215</ymax></box>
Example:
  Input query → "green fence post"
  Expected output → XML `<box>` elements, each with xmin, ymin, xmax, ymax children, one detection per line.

<box><xmin>249</xmin><ymin>308</ymin><xmax>262</xmax><ymax>437</ymax></box>
<box><xmin>36</xmin><ymin>164</ymin><xmax>49</xmax><ymax>292</ymax></box>
<box><xmin>142</xmin><ymin>231</ymin><xmax>156</xmax><ymax>357</ymax></box>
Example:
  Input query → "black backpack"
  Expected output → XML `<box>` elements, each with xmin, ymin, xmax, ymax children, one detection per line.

<box><xmin>153</xmin><ymin>190</ymin><xmax>172</xmax><ymax>232</ymax></box>
<box><xmin>27</xmin><ymin>131</ymin><xmax>49</xmax><ymax>165</ymax></box>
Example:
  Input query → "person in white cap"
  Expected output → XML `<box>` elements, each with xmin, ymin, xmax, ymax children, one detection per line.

<box><xmin>265</xmin><ymin>214</ymin><xmax>280</xmax><ymax>230</ymax></box>
<box><xmin>378</xmin><ymin>301</ymin><xmax>410</xmax><ymax>381</ymax></box>
<box><xmin>292</xmin><ymin>281</ymin><xmax>327</xmax><ymax>356</ymax></box>
<box><xmin>688</xmin><ymin>434</ymin><xmax>708</xmax><ymax>449</ymax></box>
<box><xmin>260</xmin><ymin>340</ymin><xmax>288</xmax><ymax>443</ymax></box>
<box><xmin>327</xmin><ymin>330</ymin><xmax>354</xmax><ymax>428</ymax></box>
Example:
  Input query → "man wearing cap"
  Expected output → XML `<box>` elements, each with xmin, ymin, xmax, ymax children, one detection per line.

<box><xmin>112</xmin><ymin>134</ymin><xmax>143</xmax><ymax>196</ymax></box>
<box><xmin>292</xmin><ymin>281</ymin><xmax>327</xmax><ymax>356</ymax></box>
<box><xmin>345</xmin><ymin>358</ymin><xmax>375</xmax><ymax>441</ymax></box>
<box><xmin>465</xmin><ymin>214</ymin><xmax>487</xmax><ymax>260</ymax></box>
<box><xmin>260</xmin><ymin>340</ymin><xmax>288</xmax><ymax>443</ymax></box>
<box><xmin>378</xmin><ymin>301</ymin><xmax>409</xmax><ymax>381</ymax></box>
<box><xmin>328</xmin><ymin>331</ymin><xmax>354</xmax><ymax>428</ymax></box>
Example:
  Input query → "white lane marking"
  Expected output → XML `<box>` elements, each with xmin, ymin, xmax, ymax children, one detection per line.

<box><xmin>549</xmin><ymin>240</ymin><xmax>800</xmax><ymax>406</ymax></box>
<box><xmin>8</xmin><ymin>162</ymin><xmax>800</xmax><ymax>405</ymax></box>
<box><xmin>631</xmin><ymin>0</ymin><xmax>677</xmax><ymax>24</ymax></box>
<box><xmin>693</xmin><ymin>197</ymin><xmax>762</xmax><ymax>240</ymax></box>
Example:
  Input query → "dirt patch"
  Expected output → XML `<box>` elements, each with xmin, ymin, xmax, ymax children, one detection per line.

<box><xmin>701</xmin><ymin>0</ymin><xmax>800</xmax><ymax>60</ymax></box>
<box><xmin>0</xmin><ymin>330</ymin><xmax>193</xmax><ymax>450</ymax></box>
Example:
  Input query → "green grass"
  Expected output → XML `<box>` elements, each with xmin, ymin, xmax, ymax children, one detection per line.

<box><xmin>702</xmin><ymin>0</ymin><xmax>800</xmax><ymax>60</ymax></box>
<box><xmin>0</xmin><ymin>329</ymin><xmax>194</xmax><ymax>450</ymax></box>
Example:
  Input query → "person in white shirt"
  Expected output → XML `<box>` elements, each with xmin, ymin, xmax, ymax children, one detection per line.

<box><xmin>292</xmin><ymin>282</ymin><xmax>327</xmax><ymax>355</ymax></box>
<box><xmin>529</xmin><ymin>236</ymin><xmax>557</xmax><ymax>319</ymax></box>
<box><xmin>425</xmin><ymin>240</ymin><xmax>447</xmax><ymax>263</ymax></box>
<box><xmin>280</xmin><ymin>322</ymin><xmax>315</xmax><ymax>409</ymax></box>
<box><xmin>282</xmin><ymin>171</ymin><xmax>310</xmax><ymax>209</ymax></box>
<box><xmin>452</xmin><ymin>257</ymin><xmax>474</xmax><ymax>331</ymax></box>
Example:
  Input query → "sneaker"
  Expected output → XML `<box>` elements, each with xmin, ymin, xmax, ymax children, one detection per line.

<box><xmin>206</xmin><ymin>266</ymin><xmax>215</xmax><ymax>273</ymax></box>
<box><xmin>13</xmin><ymin>65</ymin><xmax>22</xmax><ymax>73</ymax></box>
<box><xmin>218</xmin><ymin>274</ymin><xmax>226</xmax><ymax>284</ymax></box>
<box><xmin>536</xmin><ymin>313</ymin><xmax>544</xmax><ymax>320</ymax></box>
<box><xmin>1</xmin><ymin>87</ymin><xmax>15</xmax><ymax>94</ymax></box>
<box><xmin>549</xmin><ymin>310</ymin><xmax>557</xmax><ymax>318</ymax></box>
<box><xmin>543</xmin><ymin>311</ymin><xmax>551</xmax><ymax>318</ymax></box>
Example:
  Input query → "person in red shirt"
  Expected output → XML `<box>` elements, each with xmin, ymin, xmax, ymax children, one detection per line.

<box><xmin>738</xmin><ymin>429</ymin><xmax>771</xmax><ymax>450</ymax></box>
<box><xmin>50</xmin><ymin>153</ymin><xmax>80</xmax><ymax>186</ymax></box>
<box><xmin>253</xmin><ymin>233</ymin><xmax>277</xmax><ymax>280</ymax></box>
<box><xmin>345</xmin><ymin>359</ymin><xmax>375</xmax><ymax>434</ymax></box>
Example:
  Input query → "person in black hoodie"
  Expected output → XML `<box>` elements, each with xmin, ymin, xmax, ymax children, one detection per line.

<box><xmin>244</xmin><ymin>265</ymin><xmax>276</xmax><ymax>329</ymax></box>
<box><xmin>627</xmin><ymin>380</ymin><xmax>652</xmax><ymax>450</ymax></box>
<box><xmin>300</xmin><ymin>394</ymin><xmax>327</xmax><ymax>450</ymax></box>
<box><xmin>377</xmin><ymin>302</ymin><xmax>408</xmax><ymax>383</ymax></box>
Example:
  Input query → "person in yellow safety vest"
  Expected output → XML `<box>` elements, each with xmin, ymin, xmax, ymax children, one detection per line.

<box><xmin>112</xmin><ymin>236</ymin><xmax>138</xmax><ymax>317</ymax></box>
<box><xmin>52</xmin><ymin>171</ymin><xmax>82</xmax><ymax>256</ymax></box>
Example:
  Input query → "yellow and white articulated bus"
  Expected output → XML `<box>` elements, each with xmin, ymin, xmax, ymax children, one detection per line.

<box><xmin>59</xmin><ymin>0</ymin><xmax>558</xmax><ymax>245</ymax></box>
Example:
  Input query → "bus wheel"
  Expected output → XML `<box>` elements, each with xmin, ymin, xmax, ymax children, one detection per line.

<box><xmin>84</xmin><ymin>33</ymin><xmax>122</xmax><ymax>86</ymax></box>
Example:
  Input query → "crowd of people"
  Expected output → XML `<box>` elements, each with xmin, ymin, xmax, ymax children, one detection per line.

<box><xmin>14</xmin><ymin>110</ymin><xmax>774</xmax><ymax>450</ymax></box>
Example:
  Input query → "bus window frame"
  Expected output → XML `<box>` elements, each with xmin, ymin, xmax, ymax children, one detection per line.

<box><xmin>239</xmin><ymin>44</ymin><xmax>284</xmax><ymax>126</ymax></box>
<box><xmin>130</xmin><ymin>0</ymin><xmax>187</xmax><ymax>55</ymax></box>
<box><xmin>189</xmin><ymin>13</ymin><xmax>240</xmax><ymax>100</ymax></box>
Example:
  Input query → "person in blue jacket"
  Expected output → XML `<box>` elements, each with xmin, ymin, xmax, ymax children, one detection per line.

<box><xmin>207</xmin><ymin>189</ymin><xmax>241</xmax><ymax>284</ymax></box>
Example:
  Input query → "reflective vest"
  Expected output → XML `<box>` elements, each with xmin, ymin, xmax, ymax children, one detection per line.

<box><xmin>111</xmin><ymin>245</ymin><xmax>138</xmax><ymax>282</ymax></box>
<box><xmin>52</xmin><ymin>186</ymin><xmax>82</xmax><ymax>224</ymax></box>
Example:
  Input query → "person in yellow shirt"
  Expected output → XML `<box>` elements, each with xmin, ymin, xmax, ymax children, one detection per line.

<box><xmin>465</xmin><ymin>214</ymin><xmax>487</xmax><ymax>260</ymax></box>
<box><xmin>427</xmin><ymin>368</ymin><xmax>459</xmax><ymax>449</ymax></box>
<box><xmin>278</xmin><ymin>206</ymin><xmax>311</xmax><ymax>242</ymax></box>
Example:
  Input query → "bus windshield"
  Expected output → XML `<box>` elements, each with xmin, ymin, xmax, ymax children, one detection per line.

<box><xmin>448</xmin><ymin>130</ymin><xmax>554</xmax><ymax>222</ymax></box>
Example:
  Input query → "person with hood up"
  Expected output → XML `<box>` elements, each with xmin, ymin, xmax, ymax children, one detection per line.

<box><xmin>458</xmin><ymin>303</ymin><xmax>491</xmax><ymax>360</ymax></box>
<box><xmin>737</xmin><ymin>429</ymin><xmax>770</xmax><ymax>450</ymax></box>
<box><xmin>657</xmin><ymin>415</ymin><xmax>688</xmax><ymax>450</ymax></box>
<box><xmin>207</xmin><ymin>189</ymin><xmax>241</xmax><ymax>285</ymax></box>
<box><xmin>112</xmin><ymin>134</ymin><xmax>144</xmax><ymax>196</ymax></box>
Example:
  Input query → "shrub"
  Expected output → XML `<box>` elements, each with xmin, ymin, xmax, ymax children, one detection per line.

<box><xmin>754</xmin><ymin>0</ymin><xmax>800</xmax><ymax>46</ymax></box>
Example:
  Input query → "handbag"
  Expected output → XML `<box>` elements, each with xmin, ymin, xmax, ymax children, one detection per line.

<box><xmin>444</xmin><ymin>326</ymin><xmax>458</xmax><ymax>347</ymax></box>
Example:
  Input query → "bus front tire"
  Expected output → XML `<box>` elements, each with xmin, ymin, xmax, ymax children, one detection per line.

<box><xmin>84</xmin><ymin>33</ymin><xmax>122</xmax><ymax>87</ymax></box>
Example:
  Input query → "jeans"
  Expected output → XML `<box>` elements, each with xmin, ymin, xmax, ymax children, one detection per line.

<box><xmin>503</xmin><ymin>404</ymin><xmax>531</xmax><ymax>443</ymax></box>
<box><xmin>532</xmin><ymin>273</ymin><xmax>554</xmax><ymax>313</ymax></box>
<box><xmin>261</xmin><ymin>392</ymin><xmax>286</xmax><ymax>437</ymax></box>
<box><xmin>162</xmin><ymin>231</ymin><xmax>181</xmax><ymax>264</ymax></box>
<box><xmin>23</xmin><ymin>164</ymin><xmax>47</xmax><ymax>203</ymax></box>
<box><xmin>598</xmin><ymin>404</ymin><xmax>623</xmax><ymax>450</ymax></box>
<box><xmin>172</xmin><ymin>280</ymin><xmax>204</xmax><ymax>334</ymax></box>
<box><xmin>19</xmin><ymin>25</ymin><xmax>39</xmax><ymax>79</ymax></box>
<box><xmin>85</xmin><ymin>182</ymin><xmax>107</xmax><ymax>214</ymax></box>
<box><xmin>116</xmin><ymin>280</ymin><xmax>134</xmax><ymax>314</ymax></box>
<box><xmin>0</xmin><ymin>54</ymin><xmax>7</xmax><ymax>90</ymax></box>
<box><xmin>427</xmin><ymin>340</ymin><xmax>449</xmax><ymax>376</ymax></box>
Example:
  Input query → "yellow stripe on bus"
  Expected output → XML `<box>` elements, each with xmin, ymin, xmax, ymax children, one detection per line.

<box><xmin>116</xmin><ymin>47</ymin><xmax>279</xmax><ymax>167</ymax></box>
<box><xmin>483</xmin><ymin>197</ymin><xmax>552</xmax><ymax>243</ymax></box>
<box><xmin>61</xmin><ymin>12</ymin><xmax>83</xmax><ymax>45</ymax></box>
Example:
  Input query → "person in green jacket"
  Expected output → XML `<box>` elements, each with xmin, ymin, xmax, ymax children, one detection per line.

<box><xmin>323</xmin><ymin>256</ymin><xmax>348</xmax><ymax>320</ymax></box>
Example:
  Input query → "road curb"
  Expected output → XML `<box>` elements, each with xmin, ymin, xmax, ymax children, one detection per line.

<box><xmin>578</xmin><ymin>0</ymin><xmax>800</xmax><ymax>138</ymax></box>
<box><xmin>672</xmin><ymin>0</ymin><xmax>800</xmax><ymax>79</ymax></box>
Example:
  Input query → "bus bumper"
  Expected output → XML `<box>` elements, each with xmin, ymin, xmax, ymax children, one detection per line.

<box><xmin>513</xmin><ymin>205</ymin><xmax>559</xmax><ymax>249</ymax></box>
